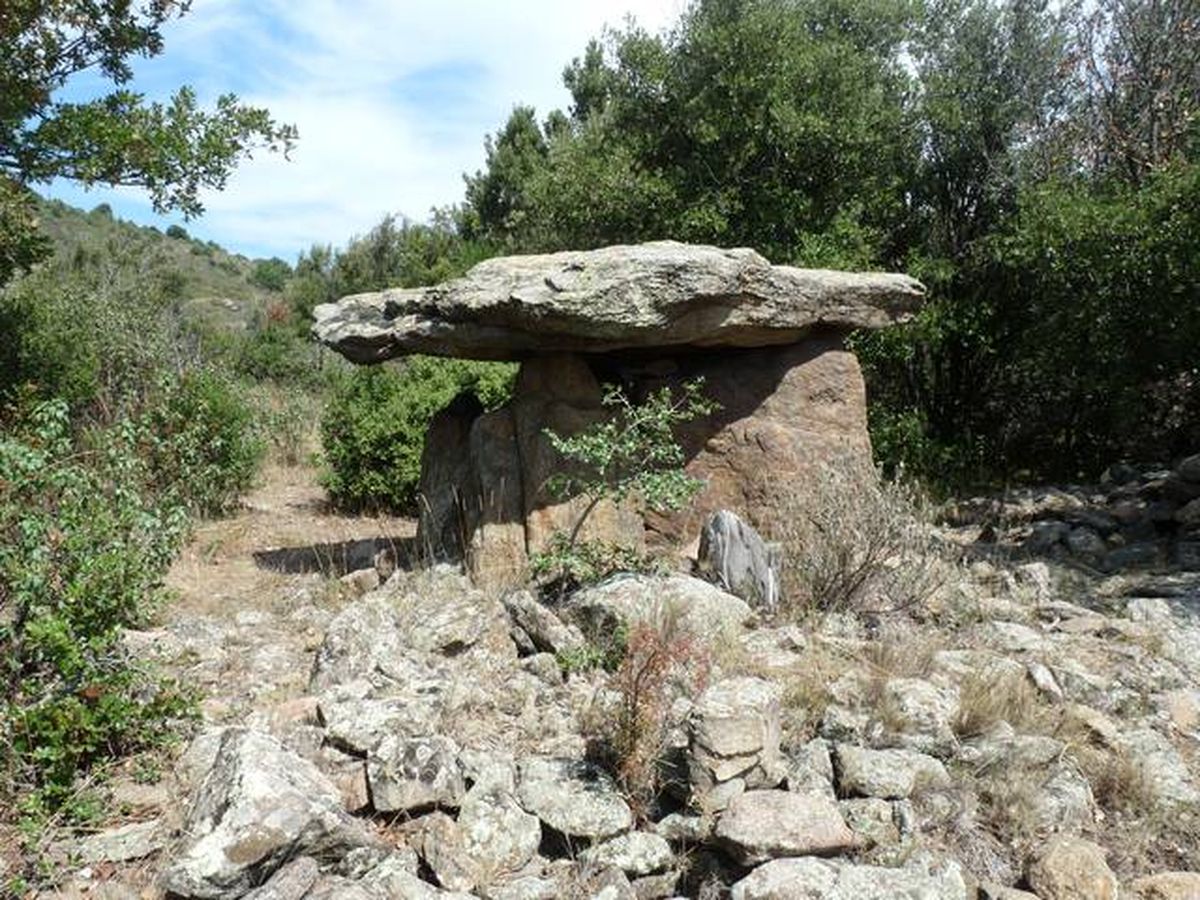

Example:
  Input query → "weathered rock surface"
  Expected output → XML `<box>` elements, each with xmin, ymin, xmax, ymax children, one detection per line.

<box><xmin>687</xmin><ymin>676</ymin><xmax>784</xmax><ymax>805</ymax></box>
<box><xmin>516</xmin><ymin>756</ymin><xmax>633</xmax><ymax>840</ymax></box>
<box><xmin>729</xmin><ymin>857</ymin><xmax>967</xmax><ymax>900</ymax></box>
<box><xmin>697</xmin><ymin>510</ymin><xmax>782</xmax><ymax>612</ymax></box>
<box><xmin>714</xmin><ymin>790</ymin><xmax>859</xmax><ymax>864</ymax></box>
<box><xmin>1026</xmin><ymin>837</ymin><xmax>1118</xmax><ymax>900</ymax></box>
<box><xmin>368</xmin><ymin>734</ymin><xmax>465</xmax><ymax>813</ymax></box>
<box><xmin>580</xmin><ymin>831</ymin><xmax>675</xmax><ymax>877</ymax></box>
<box><xmin>312</xmin><ymin>242</ymin><xmax>923</xmax><ymax>362</ymax></box>
<box><xmin>160</xmin><ymin>729</ymin><xmax>379</xmax><ymax>899</ymax></box>
<box><xmin>1128</xmin><ymin>872</ymin><xmax>1200</xmax><ymax>899</ymax></box>
<box><xmin>568</xmin><ymin>573</ymin><xmax>754</xmax><ymax>640</ymax></box>
<box><xmin>834</xmin><ymin>745</ymin><xmax>951</xmax><ymax>799</ymax></box>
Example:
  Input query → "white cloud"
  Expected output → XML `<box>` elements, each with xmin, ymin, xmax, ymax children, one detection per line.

<box><xmin>48</xmin><ymin>0</ymin><xmax>688</xmax><ymax>259</ymax></box>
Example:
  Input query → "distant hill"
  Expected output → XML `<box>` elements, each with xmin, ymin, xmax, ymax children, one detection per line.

<box><xmin>33</xmin><ymin>196</ymin><xmax>292</xmax><ymax>333</ymax></box>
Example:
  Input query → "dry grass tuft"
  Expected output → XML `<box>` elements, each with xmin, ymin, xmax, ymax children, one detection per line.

<box><xmin>765</xmin><ymin>457</ymin><xmax>946</xmax><ymax>619</ymax></box>
<box><xmin>954</xmin><ymin>667</ymin><xmax>1046</xmax><ymax>738</ymax></box>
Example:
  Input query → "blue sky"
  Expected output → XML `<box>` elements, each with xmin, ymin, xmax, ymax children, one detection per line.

<box><xmin>43</xmin><ymin>1</ymin><xmax>684</xmax><ymax>261</ymax></box>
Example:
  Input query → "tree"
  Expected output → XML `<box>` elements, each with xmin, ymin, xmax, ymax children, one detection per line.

<box><xmin>1069</xmin><ymin>0</ymin><xmax>1200</xmax><ymax>184</ymax></box>
<box><xmin>0</xmin><ymin>1</ymin><xmax>297</xmax><ymax>283</ymax></box>
<box><xmin>463</xmin><ymin>0</ymin><xmax>919</xmax><ymax>266</ymax></box>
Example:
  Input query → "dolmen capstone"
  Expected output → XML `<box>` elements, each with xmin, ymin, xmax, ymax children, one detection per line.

<box><xmin>313</xmin><ymin>241</ymin><xmax>923</xmax><ymax>588</ymax></box>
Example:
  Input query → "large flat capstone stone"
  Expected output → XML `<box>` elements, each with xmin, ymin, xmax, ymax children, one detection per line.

<box><xmin>312</xmin><ymin>241</ymin><xmax>923</xmax><ymax>362</ymax></box>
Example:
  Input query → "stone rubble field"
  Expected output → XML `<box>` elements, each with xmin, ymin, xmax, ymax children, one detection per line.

<box><xmin>42</xmin><ymin>456</ymin><xmax>1200</xmax><ymax>900</ymax></box>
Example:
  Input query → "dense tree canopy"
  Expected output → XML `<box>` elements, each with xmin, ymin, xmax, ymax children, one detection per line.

<box><xmin>0</xmin><ymin>1</ymin><xmax>296</xmax><ymax>284</ymax></box>
<box><xmin>460</xmin><ymin>0</ymin><xmax>1199</xmax><ymax>481</ymax></box>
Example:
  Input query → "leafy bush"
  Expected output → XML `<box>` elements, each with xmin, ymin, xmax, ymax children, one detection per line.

<box><xmin>530</xmin><ymin>533</ymin><xmax>665</xmax><ymax>598</ymax></box>
<box><xmin>0</xmin><ymin>247</ymin><xmax>181</xmax><ymax>419</ymax></box>
<box><xmin>532</xmin><ymin>379</ymin><xmax>716</xmax><ymax>594</ymax></box>
<box><xmin>0</xmin><ymin>400</ymin><xmax>194</xmax><ymax>814</ymax></box>
<box><xmin>319</xmin><ymin>357</ymin><xmax>515</xmax><ymax>513</ymax></box>
<box><xmin>137</xmin><ymin>369</ymin><xmax>264</xmax><ymax>516</ymax></box>
<box><xmin>250</xmin><ymin>257</ymin><xmax>291</xmax><ymax>291</ymax></box>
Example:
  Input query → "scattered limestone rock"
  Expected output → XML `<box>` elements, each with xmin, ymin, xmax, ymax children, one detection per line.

<box><xmin>309</xmin><ymin>594</ymin><xmax>404</xmax><ymax>691</ymax></box>
<box><xmin>456</xmin><ymin>785</ymin><xmax>542</xmax><ymax>882</ymax></box>
<box><xmin>878</xmin><ymin>677</ymin><xmax>959</xmax><ymax>755</ymax></box>
<box><xmin>687</xmin><ymin>676</ymin><xmax>783</xmax><ymax>805</ymax></box>
<box><xmin>1116</xmin><ymin>728</ymin><xmax>1200</xmax><ymax>808</ymax></box>
<box><xmin>160</xmin><ymin>729</ymin><xmax>379</xmax><ymax>899</ymax></box>
<box><xmin>834</xmin><ymin>745</ymin><xmax>951</xmax><ymax>800</ymax></box>
<box><xmin>714</xmin><ymin>790</ymin><xmax>859</xmax><ymax>865</ymax></box>
<box><xmin>502</xmin><ymin>590</ymin><xmax>585</xmax><ymax>655</ymax></box>
<box><xmin>241</xmin><ymin>856</ymin><xmax>321</xmax><ymax>900</ymax></box>
<box><xmin>783</xmin><ymin>739</ymin><xmax>836</xmax><ymax>799</ymax></box>
<box><xmin>729</xmin><ymin>856</ymin><xmax>967</xmax><ymax>900</ymax></box>
<box><xmin>978</xmin><ymin>884</ymin><xmax>1039</xmax><ymax>900</ymax></box>
<box><xmin>1128</xmin><ymin>872</ymin><xmax>1200</xmax><ymax>899</ymax></box>
<box><xmin>368</xmin><ymin>735</ymin><xmax>465</xmax><ymax>814</ymax></box>
<box><xmin>581</xmin><ymin>831</ymin><xmax>675</xmax><ymax>877</ymax></box>
<box><xmin>319</xmin><ymin>691</ymin><xmax>441</xmax><ymax>755</ymax></box>
<box><xmin>516</xmin><ymin>756</ymin><xmax>633</xmax><ymax>840</ymax></box>
<box><xmin>567</xmin><ymin>573</ymin><xmax>754</xmax><ymax>641</ymax></box>
<box><xmin>837</xmin><ymin>798</ymin><xmax>901</xmax><ymax>848</ymax></box>
<box><xmin>1026</xmin><ymin>837</ymin><xmax>1118</xmax><ymax>900</ymax></box>
<box><xmin>69</xmin><ymin>819</ymin><xmax>164</xmax><ymax>865</ymax></box>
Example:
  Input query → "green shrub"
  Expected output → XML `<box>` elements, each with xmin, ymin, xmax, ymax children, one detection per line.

<box><xmin>0</xmin><ymin>399</ymin><xmax>194</xmax><ymax>813</ymax></box>
<box><xmin>250</xmin><ymin>257</ymin><xmax>291</xmax><ymax>292</ymax></box>
<box><xmin>319</xmin><ymin>357</ymin><xmax>515</xmax><ymax>513</ymax></box>
<box><xmin>138</xmin><ymin>370</ymin><xmax>264</xmax><ymax>516</ymax></box>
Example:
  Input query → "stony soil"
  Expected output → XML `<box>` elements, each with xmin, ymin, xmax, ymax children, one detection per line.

<box><xmin>22</xmin><ymin>456</ymin><xmax>1200</xmax><ymax>900</ymax></box>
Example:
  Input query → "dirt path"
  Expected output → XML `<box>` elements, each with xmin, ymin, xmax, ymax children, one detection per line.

<box><xmin>154</xmin><ymin>460</ymin><xmax>415</xmax><ymax>722</ymax></box>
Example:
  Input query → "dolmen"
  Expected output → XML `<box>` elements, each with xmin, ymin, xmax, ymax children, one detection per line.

<box><xmin>313</xmin><ymin>241</ymin><xmax>923</xmax><ymax>588</ymax></box>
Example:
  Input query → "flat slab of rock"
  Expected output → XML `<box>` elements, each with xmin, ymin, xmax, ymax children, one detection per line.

<box><xmin>71</xmin><ymin>819</ymin><xmax>165</xmax><ymax>864</ymax></box>
<box><xmin>730</xmin><ymin>857</ymin><xmax>967</xmax><ymax>899</ymax></box>
<box><xmin>714</xmin><ymin>790</ymin><xmax>859</xmax><ymax>864</ymax></box>
<box><xmin>516</xmin><ymin>756</ymin><xmax>633</xmax><ymax>840</ymax></box>
<box><xmin>688</xmin><ymin>676</ymin><xmax>784</xmax><ymax>803</ymax></box>
<box><xmin>313</xmin><ymin>241</ymin><xmax>923</xmax><ymax>362</ymax></box>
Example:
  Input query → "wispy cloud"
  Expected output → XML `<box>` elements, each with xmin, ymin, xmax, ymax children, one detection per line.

<box><xmin>44</xmin><ymin>1</ymin><xmax>686</xmax><ymax>260</ymax></box>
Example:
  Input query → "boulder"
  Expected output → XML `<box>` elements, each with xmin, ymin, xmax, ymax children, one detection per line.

<box><xmin>312</xmin><ymin>242</ymin><xmax>923</xmax><ymax>362</ymax></box>
<box><xmin>71</xmin><ymin>819</ymin><xmax>164</xmax><ymax>864</ymax></box>
<box><xmin>697</xmin><ymin>510</ymin><xmax>781</xmax><ymax>612</ymax></box>
<box><xmin>580</xmin><ymin>832</ymin><xmax>675</xmax><ymax>877</ymax></box>
<box><xmin>503</xmin><ymin>590</ymin><xmax>586</xmax><ymax>655</ymax></box>
<box><xmin>568</xmin><ymin>574</ymin><xmax>754</xmax><ymax>640</ymax></box>
<box><xmin>241</xmin><ymin>857</ymin><xmax>321</xmax><ymax>900</ymax></box>
<box><xmin>877</xmin><ymin>677</ymin><xmax>959</xmax><ymax>755</ymax></box>
<box><xmin>729</xmin><ymin>857</ymin><xmax>967</xmax><ymax>900</ymax></box>
<box><xmin>456</xmin><ymin>785</ymin><xmax>542</xmax><ymax>883</ymax></box>
<box><xmin>368</xmin><ymin>735</ymin><xmax>465</xmax><ymax>814</ymax></box>
<box><xmin>687</xmin><ymin>677</ymin><xmax>784</xmax><ymax>805</ymax></box>
<box><xmin>1026</xmin><ymin>837</ymin><xmax>1117</xmax><ymax>900</ymax></box>
<box><xmin>160</xmin><ymin>729</ymin><xmax>379</xmax><ymax>899</ymax></box>
<box><xmin>833</xmin><ymin>745</ymin><xmax>951</xmax><ymax>800</ymax></box>
<box><xmin>713</xmin><ymin>790</ymin><xmax>859</xmax><ymax>864</ymax></box>
<box><xmin>516</xmin><ymin>756</ymin><xmax>633</xmax><ymax>840</ymax></box>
